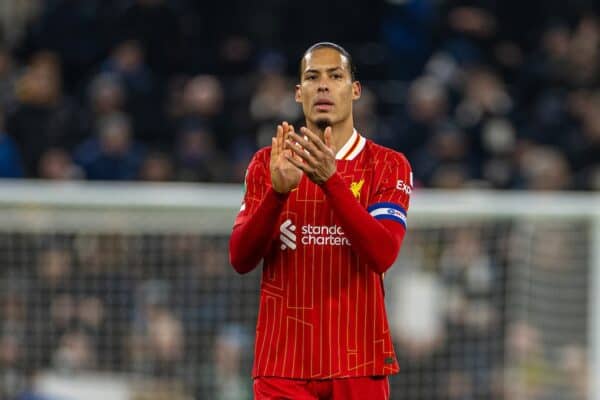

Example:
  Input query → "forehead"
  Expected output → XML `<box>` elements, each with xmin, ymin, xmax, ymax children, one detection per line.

<box><xmin>302</xmin><ymin>48</ymin><xmax>349</xmax><ymax>73</ymax></box>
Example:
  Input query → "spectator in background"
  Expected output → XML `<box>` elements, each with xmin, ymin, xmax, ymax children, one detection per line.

<box><xmin>439</xmin><ymin>227</ymin><xmax>501</xmax><ymax>398</ymax></box>
<box><xmin>0</xmin><ymin>332</ymin><xmax>27</xmax><ymax>398</ymax></box>
<box><xmin>173</xmin><ymin>74</ymin><xmax>229</xmax><ymax>151</ymax></box>
<box><xmin>0</xmin><ymin>280</ymin><xmax>29</xmax><ymax>398</ymax></box>
<box><xmin>52</xmin><ymin>328</ymin><xmax>97</xmax><ymax>372</ymax></box>
<box><xmin>505</xmin><ymin>321</ymin><xmax>548</xmax><ymax>400</ymax></box>
<box><xmin>453</xmin><ymin>66</ymin><xmax>516</xmax><ymax>186</ymax></box>
<box><xmin>139</xmin><ymin>152</ymin><xmax>175</xmax><ymax>182</ymax></box>
<box><xmin>167</xmin><ymin>237</ymin><xmax>235</xmax><ymax>397</ymax></box>
<box><xmin>412</xmin><ymin>122</ymin><xmax>474</xmax><ymax>188</ymax></box>
<box><xmin>101</xmin><ymin>40</ymin><xmax>154</xmax><ymax>107</ymax></box>
<box><xmin>72</xmin><ymin>234</ymin><xmax>134</xmax><ymax>370</ymax></box>
<box><xmin>558</xmin><ymin>345</ymin><xmax>587</xmax><ymax>400</ymax></box>
<box><xmin>454</xmin><ymin>66</ymin><xmax>513</xmax><ymax>137</ymax></box>
<box><xmin>174</xmin><ymin>123</ymin><xmax>230</xmax><ymax>182</ymax></box>
<box><xmin>0</xmin><ymin>47</ymin><xmax>19</xmax><ymax>107</ymax></box>
<box><xmin>439</xmin><ymin>0</ymin><xmax>498</xmax><ymax>69</ymax></box>
<box><xmin>37</xmin><ymin>148</ymin><xmax>82</xmax><ymax>180</ymax></box>
<box><xmin>213</xmin><ymin>325</ymin><xmax>252</xmax><ymax>400</ymax></box>
<box><xmin>566</xmin><ymin>15</ymin><xmax>600</xmax><ymax>87</ymax></box>
<box><xmin>519</xmin><ymin>22</ymin><xmax>571</xmax><ymax>96</ymax></box>
<box><xmin>0</xmin><ymin>0</ymin><xmax>39</xmax><ymax>49</ymax></box>
<box><xmin>390</xmin><ymin>75</ymin><xmax>449</xmax><ymax>159</ymax></box>
<box><xmin>74</xmin><ymin>112</ymin><xmax>145</xmax><ymax>180</ymax></box>
<box><xmin>27</xmin><ymin>245</ymin><xmax>75</xmax><ymax>369</ymax></box>
<box><xmin>129</xmin><ymin>280</ymin><xmax>185</xmax><ymax>378</ymax></box>
<box><xmin>101</xmin><ymin>40</ymin><xmax>163</xmax><ymax>145</ymax></box>
<box><xmin>564</xmin><ymin>89</ymin><xmax>600</xmax><ymax>189</ymax></box>
<box><xmin>249</xmin><ymin>64</ymin><xmax>302</xmax><ymax>148</ymax></box>
<box><xmin>518</xmin><ymin>145</ymin><xmax>572</xmax><ymax>190</ymax></box>
<box><xmin>85</xmin><ymin>72</ymin><xmax>127</xmax><ymax>132</ymax></box>
<box><xmin>0</xmin><ymin>107</ymin><xmax>24</xmax><ymax>178</ymax></box>
<box><xmin>6</xmin><ymin>51</ymin><xmax>86</xmax><ymax>176</ymax></box>
<box><xmin>480</xmin><ymin>118</ymin><xmax>518</xmax><ymax>188</ymax></box>
<box><xmin>387</xmin><ymin>253</ymin><xmax>445</xmax><ymax>400</ymax></box>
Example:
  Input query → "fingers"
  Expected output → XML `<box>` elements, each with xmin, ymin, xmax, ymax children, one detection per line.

<box><xmin>280</xmin><ymin>123</ymin><xmax>289</xmax><ymax>154</ymax></box>
<box><xmin>286</xmin><ymin>151</ymin><xmax>311</xmax><ymax>173</ymax></box>
<box><xmin>275</xmin><ymin>122</ymin><xmax>334</xmax><ymax>179</ymax></box>
<box><xmin>282</xmin><ymin>121</ymin><xmax>289</xmax><ymax>140</ymax></box>
<box><xmin>274</xmin><ymin>122</ymin><xmax>295</xmax><ymax>155</ymax></box>
<box><xmin>287</xmin><ymin>139</ymin><xmax>318</xmax><ymax>167</ymax></box>
<box><xmin>273</xmin><ymin>124</ymin><xmax>285</xmax><ymax>157</ymax></box>
<box><xmin>300</xmin><ymin>127</ymin><xmax>329</xmax><ymax>152</ymax></box>
<box><xmin>287</xmin><ymin>131</ymin><xmax>320</xmax><ymax>159</ymax></box>
<box><xmin>323</xmin><ymin>127</ymin><xmax>334</xmax><ymax>155</ymax></box>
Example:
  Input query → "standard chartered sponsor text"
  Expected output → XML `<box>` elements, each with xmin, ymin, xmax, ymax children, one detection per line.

<box><xmin>301</xmin><ymin>224</ymin><xmax>351</xmax><ymax>246</ymax></box>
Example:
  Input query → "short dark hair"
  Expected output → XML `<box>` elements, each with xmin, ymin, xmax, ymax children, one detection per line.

<box><xmin>299</xmin><ymin>42</ymin><xmax>356</xmax><ymax>81</ymax></box>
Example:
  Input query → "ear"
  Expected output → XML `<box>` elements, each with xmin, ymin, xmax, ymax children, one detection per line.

<box><xmin>352</xmin><ymin>81</ymin><xmax>361</xmax><ymax>101</ymax></box>
<box><xmin>295</xmin><ymin>84</ymin><xmax>302</xmax><ymax>103</ymax></box>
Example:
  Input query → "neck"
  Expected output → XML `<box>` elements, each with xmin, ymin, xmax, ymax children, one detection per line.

<box><xmin>306</xmin><ymin>117</ymin><xmax>355</xmax><ymax>155</ymax></box>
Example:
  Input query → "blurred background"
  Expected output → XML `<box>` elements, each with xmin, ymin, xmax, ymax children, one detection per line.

<box><xmin>0</xmin><ymin>0</ymin><xmax>599</xmax><ymax>399</ymax></box>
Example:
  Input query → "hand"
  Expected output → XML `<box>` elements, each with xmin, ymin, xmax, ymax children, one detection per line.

<box><xmin>285</xmin><ymin>126</ymin><xmax>336</xmax><ymax>185</ymax></box>
<box><xmin>270</xmin><ymin>122</ymin><xmax>303</xmax><ymax>194</ymax></box>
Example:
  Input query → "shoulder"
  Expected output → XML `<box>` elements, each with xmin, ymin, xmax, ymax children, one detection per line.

<box><xmin>248</xmin><ymin>146</ymin><xmax>272</xmax><ymax>166</ymax></box>
<box><xmin>363</xmin><ymin>140</ymin><xmax>411</xmax><ymax>169</ymax></box>
<box><xmin>256</xmin><ymin>146</ymin><xmax>272</xmax><ymax>161</ymax></box>
<box><xmin>244</xmin><ymin>146</ymin><xmax>271</xmax><ymax>179</ymax></box>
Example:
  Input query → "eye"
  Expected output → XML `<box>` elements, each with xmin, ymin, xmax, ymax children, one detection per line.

<box><xmin>306</xmin><ymin>75</ymin><xmax>317</xmax><ymax>81</ymax></box>
<box><xmin>332</xmin><ymin>73</ymin><xmax>343</xmax><ymax>79</ymax></box>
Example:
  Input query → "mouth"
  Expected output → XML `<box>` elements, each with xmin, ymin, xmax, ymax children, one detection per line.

<box><xmin>314</xmin><ymin>99</ymin><xmax>334</xmax><ymax>112</ymax></box>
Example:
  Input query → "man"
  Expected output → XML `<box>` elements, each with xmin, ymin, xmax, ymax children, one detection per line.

<box><xmin>229</xmin><ymin>42</ymin><xmax>413</xmax><ymax>400</ymax></box>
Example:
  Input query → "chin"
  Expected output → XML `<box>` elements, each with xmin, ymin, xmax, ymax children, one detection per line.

<box><xmin>315</xmin><ymin>118</ymin><xmax>332</xmax><ymax>130</ymax></box>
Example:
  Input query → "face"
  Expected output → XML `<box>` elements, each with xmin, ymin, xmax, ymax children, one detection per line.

<box><xmin>296</xmin><ymin>47</ymin><xmax>361</xmax><ymax>129</ymax></box>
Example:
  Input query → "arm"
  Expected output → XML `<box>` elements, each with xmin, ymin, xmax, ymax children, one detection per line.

<box><xmin>321</xmin><ymin>172</ymin><xmax>406</xmax><ymax>274</ymax></box>
<box><xmin>229</xmin><ymin>122</ymin><xmax>302</xmax><ymax>273</ymax></box>
<box><xmin>229</xmin><ymin>187</ymin><xmax>289</xmax><ymax>274</ymax></box>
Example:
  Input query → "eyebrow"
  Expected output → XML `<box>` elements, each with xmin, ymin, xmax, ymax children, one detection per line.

<box><xmin>304</xmin><ymin>67</ymin><xmax>344</xmax><ymax>75</ymax></box>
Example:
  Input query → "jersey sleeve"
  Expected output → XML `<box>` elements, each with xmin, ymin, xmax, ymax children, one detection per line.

<box><xmin>233</xmin><ymin>151</ymin><xmax>269</xmax><ymax>228</ymax></box>
<box><xmin>230</xmin><ymin>148</ymin><xmax>290</xmax><ymax>274</ymax></box>
<box><xmin>367</xmin><ymin>153</ymin><xmax>412</xmax><ymax>230</ymax></box>
<box><xmin>320</xmin><ymin>151</ymin><xmax>412</xmax><ymax>274</ymax></box>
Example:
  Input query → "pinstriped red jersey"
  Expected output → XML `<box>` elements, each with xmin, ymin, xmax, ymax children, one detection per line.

<box><xmin>235</xmin><ymin>130</ymin><xmax>412</xmax><ymax>379</ymax></box>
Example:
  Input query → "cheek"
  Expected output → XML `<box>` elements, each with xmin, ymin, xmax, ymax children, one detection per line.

<box><xmin>300</xmin><ymin>89</ymin><xmax>313</xmax><ymax>108</ymax></box>
<box><xmin>338</xmin><ymin>88</ymin><xmax>354</xmax><ymax>109</ymax></box>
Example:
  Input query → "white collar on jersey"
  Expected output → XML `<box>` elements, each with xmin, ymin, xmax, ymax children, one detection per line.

<box><xmin>334</xmin><ymin>129</ymin><xmax>366</xmax><ymax>160</ymax></box>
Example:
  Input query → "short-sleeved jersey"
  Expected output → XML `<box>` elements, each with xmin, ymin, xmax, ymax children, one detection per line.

<box><xmin>234</xmin><ymin>130</ymin><xmax>412</xmax><ymax>379</ymax></box>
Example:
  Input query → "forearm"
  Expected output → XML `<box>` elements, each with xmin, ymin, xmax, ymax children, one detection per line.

<box><xmin>229</xmin><ymin>188</ymin><xmax>288</xmax><ymax>274</ymax></box>
<box><xmin>321</xmin><ymin>173</ymin><xmax>405</xmax><ymax>274</ymax></box>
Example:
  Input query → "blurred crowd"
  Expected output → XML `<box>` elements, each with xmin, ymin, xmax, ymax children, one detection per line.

<box><xmin>385</xmin><ymin>222</ymin><xmax>588</xmax><ymax>399</ymax></box>
<box><xmin>0</xmin><ymin>233</ymin><xmax>259</xmax><ymax>399</ymax></box>
<box><xmin>0</xmin><ymin>0</ymin><xmax>597</xmax><ymax>189</ymax></box>
<box><xmin>0</xmin><ymin>224</ymin><xmax>588</xmax><ymax>400</ymax></box>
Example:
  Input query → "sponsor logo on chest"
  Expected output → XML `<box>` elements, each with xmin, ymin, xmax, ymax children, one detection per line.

<box><xmin>279</xmin><ymin>219</ymin><xmax>351</xmax><ymax>250</ymax></box>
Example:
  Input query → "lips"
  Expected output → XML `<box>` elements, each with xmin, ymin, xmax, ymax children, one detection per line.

<box><xmin>314</xmin><ymin>99</ymin><xmax>334</xmax><ymax>106</ymax></box>
<box><xmin>314</xmin><ymin>99</ymin><xmax>334</xmax><ymax>111</ymax></box>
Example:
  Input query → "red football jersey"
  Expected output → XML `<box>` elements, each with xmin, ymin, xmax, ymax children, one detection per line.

<box><xmin>234</xmin><ymin>130</ymin><xmax>412</xmax><ymax>379</ymax></box>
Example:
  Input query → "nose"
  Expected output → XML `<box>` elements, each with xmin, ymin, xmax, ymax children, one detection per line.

<box><xmin>317</xmin><ymin>77</ymin><xmax>329</xmax><ymax>92</ymax></box>
<box><xmin>318</xmin><ymin>83</ymin><xmax>329</xmax><ymax>92</ymax></box>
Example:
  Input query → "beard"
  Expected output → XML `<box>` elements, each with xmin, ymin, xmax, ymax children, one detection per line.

<box><xmin>315</xmin><ymin>118</ymin><xmax>331</xmax><ymax>131</ymax></box>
